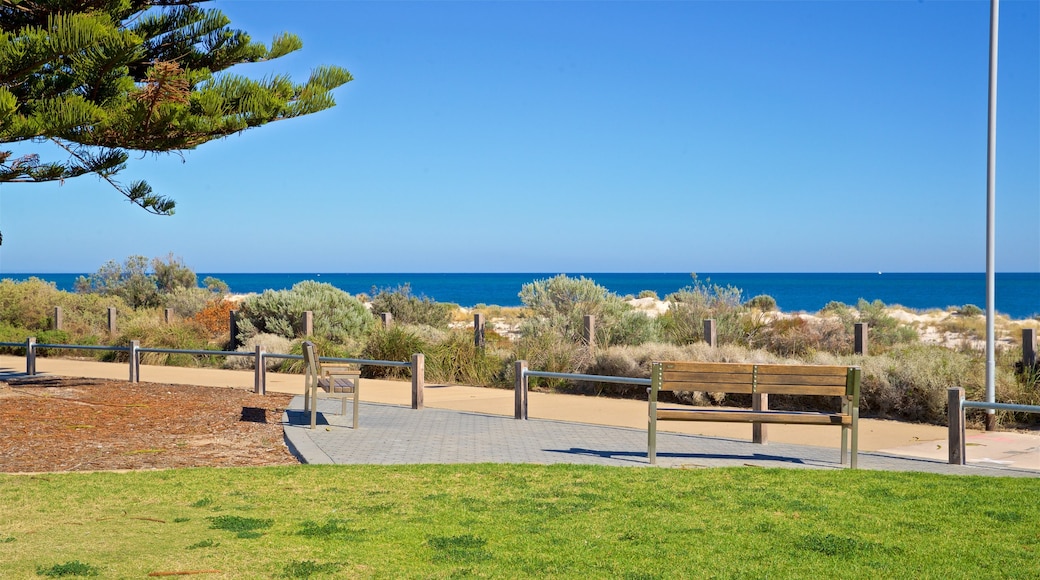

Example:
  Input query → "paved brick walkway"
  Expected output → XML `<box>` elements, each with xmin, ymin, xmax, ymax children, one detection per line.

<box><xmin>283</xmin><ymin>398</ymin><xmax>1039</xmax><ymax>477</ymax></box>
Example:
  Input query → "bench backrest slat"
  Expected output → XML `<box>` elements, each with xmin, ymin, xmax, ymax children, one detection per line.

<box><xmin>656</xmin><ymin>361</ymin><xmax>858</xmax><ymax>399</ymax></box>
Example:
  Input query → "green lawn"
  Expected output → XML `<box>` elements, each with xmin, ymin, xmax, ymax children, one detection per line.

<box><xmin>1</xmin><ymin>465</ymin><xmax>1037</xmax><ymax>579</ymax></box>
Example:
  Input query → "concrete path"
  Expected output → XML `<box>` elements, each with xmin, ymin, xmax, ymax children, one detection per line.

<box><xmin>3</xmin><ymin>355</ymin><xmax>1037</xmax><ymax>476</ymax></box>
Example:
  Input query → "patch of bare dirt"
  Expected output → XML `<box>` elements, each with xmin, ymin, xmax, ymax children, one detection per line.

<box><xmin>0</xmin><ymin>377</ymin><xmax>298</xmax><ymax>473</ymax></box>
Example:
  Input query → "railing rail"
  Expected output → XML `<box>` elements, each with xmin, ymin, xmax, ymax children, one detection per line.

<box><xmin>948</xmin><ymin>387</ymin><xmax>1040</xmax><ymax>465</ymax></box>
<box><xmin>4</xmin><ymin>337</ymin><xmax>425</xmax><ymax>409</ymax></box>
<box><xmin>512</xmin><ymin>361</ymin><xmax>649</xmax><ymax>420</ymax></box>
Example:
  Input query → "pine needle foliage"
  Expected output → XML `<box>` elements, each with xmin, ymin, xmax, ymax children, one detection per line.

<box><xmin>0</xmin><ymin>0</ymin><xmax>352</xmax><ymax>240</ymax></box>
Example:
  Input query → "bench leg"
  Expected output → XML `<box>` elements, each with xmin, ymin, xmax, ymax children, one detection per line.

<box><xmin>310</xmin><ymin>385</ymin><xmax>318</xmax><ymax>430</ymax></box>
<box><xmin>841</xmin><ymin>425</ymin><xmax>849</xmax><ymax>466</ymax></box>
<box><xmin>648</xmin><ymin>415</ymin><xmax>657</xmax><ymax>465</ymax></box>
<box><xmin>352</xmin><ymin>388</ymin><xmax>359</xmax><ymax>430</ymax></box>
<box><xmin>851</xmin><ymin>408</ymin><xmax>859</xmax><ymax>469</ymax></box>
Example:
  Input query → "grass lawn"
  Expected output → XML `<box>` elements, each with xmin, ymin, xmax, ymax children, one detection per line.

<box><xmin>1</xmin><ymin>465</ymin><xmax>1037</xmax><ymax>578</ymax></box>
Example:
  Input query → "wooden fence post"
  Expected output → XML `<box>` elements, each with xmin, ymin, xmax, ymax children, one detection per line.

<box><xmin>302</xmin><ymin>310</ymin><xmax>313</xmax><ymax>337</ymax></box>
<box><xmin>1023</xmin><ymin>328</ymin><xmax>1037</xmax><ymax>368</ymax></box>
<box><xmin>380</xmin><ymin>312</ymin><xmax>393</xmax><ymax>329</ymax></box>
<box><xmin>948</xmin><ymin>387</ymin><xmax>966</xmax><ymax>465</ymax></box>
<box><xmin>26</xmin><ymin>337</ymin><xmax>36</xmax><ymax>375</ymax></box>
<box><xmin>254</xmin><ymin>345</ymin><xmax>266</xmax><ymax>395</ymax></box>
<box><xmin>474</xmin><ymin>313</ymin><xmax>486</xmax><ymax>348</ymax></box>
<box><xmin>583</xmin><ymin>315</ymin><xmax>596</xmax><ymax>351</ymax></box>
<box><xmin>108</xmin><ymin>307</ymin><xmax>117</xmax><ymax>336</ymax></box>
<box><xmin>703</xmin><ymin>319</ymin><xmax>717</xmax><ymax>348</ymax></box>
<box><xmin>129</xmin><ymin>340</ymin><xmax>140</xmax><ymax>383</ymax></box>
<box><xmin>53</xmin><ymin>307</ymin><xmax>63</xmax><ymax>330</ymax></box>
<box><xmin>164</xmin><ymin>308</ymin><xmax>173</xmax><ymax>324</ymax></box>
<box><xmin>411</xmin><ymin>353</ymin><xmax>425</xmax><ymax>410</ymax></box>
<box><xmin>229</xmin><ymin>310</ymin><xmax>238</xmax><ymax>350</ymax></box>
<box><xmin>855</xmin><ymin>323</ymin><xmax>868</xmax><ymax>356</ymax></box>
<box><xmin>515</xmin><ymin>360</ymin><xmax>528</xmax><ymax>420</ymax></box>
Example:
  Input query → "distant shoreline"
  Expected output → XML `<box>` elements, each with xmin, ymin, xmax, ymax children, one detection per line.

<box><xmin>6</xmin><ymin>272</ymin><xmax>1039</xmax><ymax>319</ymax></box>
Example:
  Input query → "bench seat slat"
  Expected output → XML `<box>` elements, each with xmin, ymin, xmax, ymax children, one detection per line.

<box><xmin>656</xmin><ymin>408</ymin><xmax>851</xmax><ymax>425</ymax></box>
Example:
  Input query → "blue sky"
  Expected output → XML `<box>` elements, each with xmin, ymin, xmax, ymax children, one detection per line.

<box><xmin>1</xmin><ymin>0</ymin><xmax>1037</xmax><ymax>274</ymax></box>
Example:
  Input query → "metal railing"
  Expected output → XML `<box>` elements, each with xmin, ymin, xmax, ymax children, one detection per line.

<box><xmin>512</xmin><ymin>360</ymin><xmax>650</xmax><ymax>420</ymax></box>
<box><xmin>3</xmin><ymin>337</ymin><xmax>425</xmax><ymax>408</ymax></box>
<box><xmin>947</xmin><ymin>387</ymin><xmax>1040</xmax><ymax>465</ymax></box>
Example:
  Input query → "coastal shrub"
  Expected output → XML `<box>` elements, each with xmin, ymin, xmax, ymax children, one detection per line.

<box><xmin>515</xmin><ymin>331</ymin><xmax>591</xmax><ymax>389</ymax></box>
<box><xmin>637</xmin><ymin>290</ymin><xmax>659</xmax><ymax>299</ymax></box>
<box><xmin>192</xmin><ymin>298</ymin><xmax>235</xmax><ymax>340</ymax></box>
<box><xmin>426</xmin><ymin>330</ymin><xmax>509</xmax><ymax>386</ymax></box>
<box><xmin>224</xmin><ymin>333</ymin><xmax>292</xmax><ymax>370</ymax></box>
<box><xmin>518</xmin><ymin>275</ymin><xmax>632</xmax><ymax>347</ymax></box>
<box><xmin>819</xmin><ymin>299</ymin><xmax>916</xmax><ymax>353</ymax></box>
<box><xmin>755</xmin><ymin>315</ymin><xmax>850</xmax><ymax>357</ymax></box>
<box><xmin>235</xmin><ymin>281</ymin><xmax>374</xmax><ymax>344</ymax></box>
<box><xmin>361</xmin><ymin>326</ymin><xmax>428</xmax><ymax>379</ymax></box>
<box><xmin>957</xmin><ymin>304</ymin><xmax>983</xmax><ymax>317</ymax></box>
<box><xmin>856</xmin><ymin>299</ymin><xmax>918</xmax><ymax>349</ymax></box>
<box><xmin>163</xmin><ymin>286</ymin><xmax>220</xmax><ymax>318</ymax></box>
<box><xmin>369</xmin><ymin>284</ymin><xmax>454</xmax><ymax>329</ymax></box>
<box><xmin>75</xmin><ymin>255</ymin><xmax>160</xmax><ymax>308</ymax></box>
<box><xmin>746</xmin><ymin>294</ymin><xmax>777</xmax><ymax>311</ymax></box>
<box><xmin>660</xmin><ymin>277</ymin><xmax>744</xmax><ymax>346</ymax></box>
<box><xmin>602</xmin><ymin>310</ymin><xmax>662</xmax><ymax>346</ymax></box>
<box><xmin>50</xmin><ymin>291</ymin><xmax>129</xmax><ymax>342</ymax></box>
<box><xmin>858</xmin><ymin>345</ymin><xmax>979</xmax><ymax>423</ymax></box>
<box><xmin>110</xmin><ymin>315</ymin><xmax>218</xmax><ymax>367</ymax></box>
<box><xmin>0</xmin><ymin>277</ymin><xmax>63</xmax><ymax>330</ymax></box>
<box><xmin>0</xmin><ymin>324</ymin><xmax>70</xmax><ymax>355</ymax></box>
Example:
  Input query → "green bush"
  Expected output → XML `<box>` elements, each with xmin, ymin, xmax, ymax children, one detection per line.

<box><xmin>515</xmin><ymin>331</ymin><xmax>591</xmax><ymax>389</ymax></box>
<box><xmin>518</xmin><ymin>275</ymin><xmax>637</xmax><ymax>348</ymax></box>
<box><xmin>426</xmin><ymin>331</ymin><xmax>509</xmax><ymax>386</ymax></box>
<box><xmin>660</xmin><ymin>276</ymin><xmax>744</xmax><ymax>346</ymax></box>
<box><xmin>0</xmin><ymin>277</ymin><xmax>62</xmax><ymax>330</ymax></box>
<box><xmin>746</xmin><ymin>294</ymin><xmax>777</xmax><ymax>311</ymax></box>
<box><xmin>236</xmin><ymin>281</ymin><xmax>375</xmax><ymax>344</ymax></box>
<box><xmin>856</xmin><ymin>299</ymin><xmax>918</xmax><ymax>349</ymax></box>
<box><xmin>957</xmin><ymin>304</ymin><xmax>983</xmax><ymax>317</ymax></box>
<box><xmin>361</xmin><ymin>326</ymin><xmax>428</xmax><ymax>378</ymax></box>
<box><xmin>755</xmin><ymin>316</ymin><xmax>850</xmax><ymax>357</ymax></box>
<box><xmin>369</xmin><ymin>284</ymin><xmax>454</xmax><ymax>329</ymax></box>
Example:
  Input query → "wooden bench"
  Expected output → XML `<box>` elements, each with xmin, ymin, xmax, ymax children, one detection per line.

<box><xmin>302</xmin><ymin>341</ymin><xmax>361</xmax><ymax>430</ymax></box>
<box><xmin>648</xmin><ymin>361</ymin><xmax>861</xmax><ymax>468</ymax></box>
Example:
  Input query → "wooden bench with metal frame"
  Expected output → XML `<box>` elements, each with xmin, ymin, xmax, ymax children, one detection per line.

<box><xmin>648</xmin><ymin>361</ymin><xmax>862</xmax><ymax>468</ymax></box>
<box><xmin>302</xmin><ymin>341</ymin><xmax>361</xmax><ymax>430</ymax></box>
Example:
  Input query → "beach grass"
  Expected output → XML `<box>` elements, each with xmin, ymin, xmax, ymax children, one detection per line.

<box><xmin>2</xmin><ymin>465</ymin><xmax>1037</xmax><ymax>578</ymax></box>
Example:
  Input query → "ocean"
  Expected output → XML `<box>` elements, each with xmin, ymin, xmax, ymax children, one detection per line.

<box><xmin>6</xmin><ymin>272</ymin><xmax>1039</xmax><ymax>320</ymax></box>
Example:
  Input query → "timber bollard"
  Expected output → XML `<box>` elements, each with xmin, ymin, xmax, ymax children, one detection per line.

<box><xmin>855</xmin><ymin>323</ymin><xmax>868</xmax><ymax>355</ymax></box>
<box><xmin>948</xmin><ymin>387</ymin><xmax>966</xmax><ymax>465</ymax></box>
<box><xmin>26</xmin><ymin>337</ymin><xmax>36</xmax><ymax>375</ymax></box>
<box><xmin>703</xmin><ymin>319</ymin><xmax>717</xmax><ymax>348</ymax></box>
<box><xmin>411</xmin><ymin>353</ymin><xmax>425</xmax><ymax>410</ymax></box>
<box><xmin>474</xmin><ymin>313</ymin><xmax>486</xmax><ymax>348</ymax></box>
<box><xmin>254</xmin><ymin>345</ymin><xmax>266</xmax><ymax>395</ymax></box>
<box><xmin>514</xmin><ymin>360</ymin><xmax>528</xmax><ymax>420</ymax></box>
<box><xmin>1023</xmin><ymin>328</ymin><xmax>1037</xmax><ymax>368</ymax></box>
